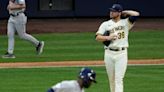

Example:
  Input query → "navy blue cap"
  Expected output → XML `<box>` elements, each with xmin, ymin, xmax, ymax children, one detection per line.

<box><xmin>110</xmin><ymin>4</ymin><xmax>123</xmax><ymax>12</ymax></box>
<box><xmin>79</xmin><ymin>67</ymin><xmax>97</xmax><ymax>83</ymax></box>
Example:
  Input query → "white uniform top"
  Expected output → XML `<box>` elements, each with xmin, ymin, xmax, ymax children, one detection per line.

<box><xmin>51</xmin><ymin>80</ymin><xmax>84</xmax><ymax>92</ymax></box>
<box><xmin>9</xmin><ymin>0</ymin><xmax>25</xmax><ymax>15</ymax></box>
<box><xmin>96</xmin><ymin>18</ymin><xmax>134</xmax><ymax>48</ymax></box>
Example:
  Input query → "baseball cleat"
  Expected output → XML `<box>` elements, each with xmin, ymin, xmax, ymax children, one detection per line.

<box><xmin>2</xmin><ymin>52</ymin><xmax>16</xmax><ymax>58</ymax></box>
<box><xmin>36</xmin><ymin>41</ymin><xmax>44</xmax><ymax>55</ymax></box>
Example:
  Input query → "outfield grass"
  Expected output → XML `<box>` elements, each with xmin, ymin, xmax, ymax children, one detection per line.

<box><xmin>129</xmin><ymin>30</ymin><xmax>164</xmax><ymax>59</ymax></box>
<box><xmin>0</xmin><ymin>66</ymin><xmax>163</xmax><ymax>92</ymax></box>
<box><xmin>0</xmin><ymin>30</ymin><xmax>164</xmax><ymax>62</ymax></box>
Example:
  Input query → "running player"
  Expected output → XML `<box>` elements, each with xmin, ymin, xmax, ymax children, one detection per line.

<box><xmin>2</xmin><ymin>0</ymin><xmax>44</xmax><ymax>58</ymax></box>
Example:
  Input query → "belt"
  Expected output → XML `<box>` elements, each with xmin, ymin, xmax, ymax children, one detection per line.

<box><xmin>10</xmin><ymin>12</ymin><xmax>24</xmax><ymax>17</ymax></box>
<box><xmin>106</xmin><ymin>47</ymin><xmax>125</xmax><ymax>51</ymax></box>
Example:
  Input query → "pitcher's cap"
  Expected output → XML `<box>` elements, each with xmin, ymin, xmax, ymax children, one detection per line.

<box><xmin>109</xmin><ymin>4</ymin><xmax>123</xmax><ymax>12</ymax></box>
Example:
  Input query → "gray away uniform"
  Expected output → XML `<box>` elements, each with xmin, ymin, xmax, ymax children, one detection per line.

<box><xmin>7</xmin><ymin>0</ymin><xmax>40</xmax><ymax>54</ymax></box>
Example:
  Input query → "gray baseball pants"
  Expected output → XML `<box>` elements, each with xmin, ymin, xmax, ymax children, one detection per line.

<box><xmin>7</xmin><ymin>13</ymin><xmax>39</xmax><ymax>54</ymax></box>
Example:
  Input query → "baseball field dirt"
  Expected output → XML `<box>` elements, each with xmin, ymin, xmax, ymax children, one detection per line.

<box><xmin>0</xmin><ymin>59</ymin><xmax>164</xmax><ymax>68</ymax></box>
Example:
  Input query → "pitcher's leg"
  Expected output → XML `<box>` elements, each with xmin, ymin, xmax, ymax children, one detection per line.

<box><xmin>104</xmin><ymin>50</ymin><xmax>115</xmax><ymax>92</ymax></box>
<box><xmin>115</xmin><ymin>50</ymin><xmax>128</xmax><ymax>92</ymax></box>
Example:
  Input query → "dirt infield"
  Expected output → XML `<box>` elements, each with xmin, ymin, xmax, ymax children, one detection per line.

<box><xmin>0</xmin><ymin>59</ymin><xmax>164</xmax><ymax>68</ymax></box>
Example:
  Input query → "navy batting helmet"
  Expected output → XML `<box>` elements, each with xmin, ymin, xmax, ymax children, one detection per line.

<box><xmin>109</xmin><ymin>4</ymin><xmax>123</xmax><ymax>12</ymax></box>
<box><xmin>79</xmin><ymin>67</ymin><xmax>97</xmax><ymax>83</ymax></box>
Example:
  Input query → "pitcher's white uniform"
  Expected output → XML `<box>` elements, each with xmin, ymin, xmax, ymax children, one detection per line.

<box><xmin>96</xmin><ymin>18</ymin><xmax>133</xmax><ymax>92</ymax></box>
<box><xmin>50</xmin><ymin>80</ymin><xmax>84</xmax><ymax>92</ymax></box>
<box><xmin>96</xmin><ymin>3</ymin><xmax>139</xmax><ymax>92</ymax></box>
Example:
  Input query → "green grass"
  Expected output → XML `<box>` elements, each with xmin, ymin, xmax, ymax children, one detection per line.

<box><xmin>0</xmin><ymin>66</ymin><xmax>163</xmax><ymax>92</ymax></box>
<box><xmin>125</xmin><ymin>65</ymin><xmax>164</xmax><ymax>92</ymax></box>
<box><xmin>0</xmin><ymin>30</ymin><xmax>164</xmax><ymax>62</ymax></box>
<box><xmin>128</xmin><ymin>30</ymin><xmax>164</xmax><ymax>59</ymax></box>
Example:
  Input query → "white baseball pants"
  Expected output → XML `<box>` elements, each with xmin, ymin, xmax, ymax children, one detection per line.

<box><xmin>104</xmin><ymin>49</ymin><xmax>128</xmax><ymax>92</ymax></box>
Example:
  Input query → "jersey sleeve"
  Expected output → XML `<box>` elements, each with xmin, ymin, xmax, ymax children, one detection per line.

<box><xmin>125</xmin><ymin>18</ymin><xmax>134</xmax><ymax>30</ymax></box>
<box><xmin>51</xmin><ymin>81</ymin><xmax>74</xmax><ymax>92</ymax></box>
<box><xmin>51</xmin><ymin>82</ymin><xmax>63</xmax><ymax>92</ymax></box>
<box><xmin>96</xmin><ymin>22</ymin><xmax>107</xmax><ymax>35</ymax></box>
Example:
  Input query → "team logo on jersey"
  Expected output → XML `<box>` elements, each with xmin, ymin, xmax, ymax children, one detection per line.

<box><xmin>108</xmin><ymin>26</ymin><xmax>124</xmax><ymax>33</ymax></box>
<box><xmin>115</xmin><ymin>26</ymin><xmax>124</xmax><ymax>31</ymax></box>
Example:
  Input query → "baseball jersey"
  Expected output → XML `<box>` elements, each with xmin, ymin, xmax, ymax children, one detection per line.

<box><xmin>96</xmin><ymin>18</ymin><xmax>134</xmax><ymax>48</ymax></box>
<box><xmin>51</xmin><ymin>80</ymin><xmax>84</xmax><ymax>92</ymax></box>
<box><xmin>9</xmin><ymin>0</ymin><xmax>25</xmax><ymax>15</ymax></box>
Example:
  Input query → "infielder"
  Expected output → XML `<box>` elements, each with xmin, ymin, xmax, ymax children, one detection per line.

<box><xmin>2</xmin><ymin>0</ymin><xmax>44</xmax><ymax>58</ymax></box>
<box><xmin>96</xmin><ymin>4</ymin><xmax>140</xmax><ymax>92</ymax></box>
<box><xmin>47</xmin><ymin>67</ymin><xmax>97</xmax><ymax>92</ymax></box>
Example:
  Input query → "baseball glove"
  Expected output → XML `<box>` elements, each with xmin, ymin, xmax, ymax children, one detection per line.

<box><xmin>103</xmin><ymin>31</ymin><xmax>111</xmax><ymax>46</ymax></box>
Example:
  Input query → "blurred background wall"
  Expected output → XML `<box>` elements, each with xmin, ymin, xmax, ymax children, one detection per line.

<box><xmin>0</xmin><ymin>0</ymin><xmax>163</xmax><ymax>18</ymax></box>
